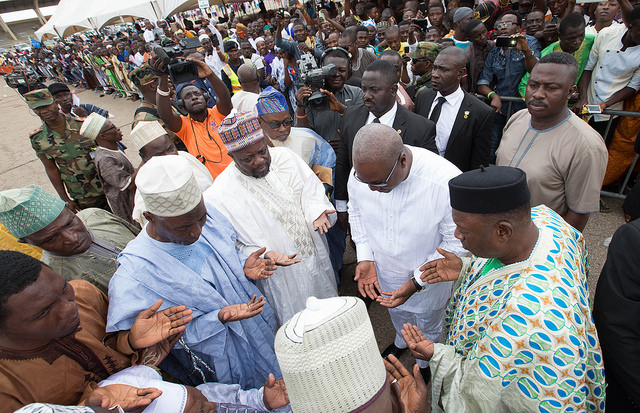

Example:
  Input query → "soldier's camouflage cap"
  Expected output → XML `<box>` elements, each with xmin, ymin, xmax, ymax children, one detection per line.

<box><xmin>407</xmin><ymin>42</ymin><xmax>442</xmax><ymax>60</ymax></box>
<box><xmin>24</xmin><ymin>89</ymin><xmax>55</xmax><ymax>109</ymax></box>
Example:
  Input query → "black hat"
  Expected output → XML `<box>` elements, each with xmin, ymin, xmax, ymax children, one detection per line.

<box><xmin>224</xmin><ymin>39</ymin><xmax>239</xmax><ymax>52</ymax></box>
<box><xmin>622</xmin><ymin>184</ymin><xmax>640</xmax><ymax>221</ymax></box>
<box><xmin>449</xmin><ymin>166</ymin><xmax>530</xmax><ymax>214</ymax></box>
<box><xmin>47</xmin><ymin>82</ymin><xmax>70</xmax><ymax>95</ymax></box>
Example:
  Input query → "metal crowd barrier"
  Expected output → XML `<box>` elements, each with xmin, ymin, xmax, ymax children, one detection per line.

<box><xmin>477</xmin><ymin>95</ymin><xmax>640</xmax><ymax>200</ymax></box>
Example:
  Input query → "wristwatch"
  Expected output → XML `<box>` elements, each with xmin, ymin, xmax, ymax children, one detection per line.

<box><xmin>412</xmin><ymin>276</ymin><xmax>425</xmax><ymax>292</ymax></box>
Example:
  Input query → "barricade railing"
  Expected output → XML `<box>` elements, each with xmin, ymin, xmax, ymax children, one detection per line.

<box><xmin>477</xmin><ymin>95</ymin><xmax>640</xmax><ymax>200</ymax></box>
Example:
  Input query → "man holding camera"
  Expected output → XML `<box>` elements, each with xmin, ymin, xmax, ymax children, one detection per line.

<box><xmin>275</xmin><ymin>12</ymin><xmax>324</xmax><ymax>61</ymax></box>
<box><xmin>294</xmin><ymin>48</ymin><xmax>363</xmax><ymax>151</ymax></box>
<box><xmin>155</xmin><ymin>56</ymin><xmax>233</xmax><ymax>179</ymax></box>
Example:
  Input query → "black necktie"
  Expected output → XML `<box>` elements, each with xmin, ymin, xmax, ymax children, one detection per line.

<box><xmin>429</xmin><ymin>96</ymin><xmax>447</xmax><ymax>123</ymax></box>
<box><xmin>373</xmin><ymin>117</ymin><xmax>381</xmax><ymax>123</ymax></box>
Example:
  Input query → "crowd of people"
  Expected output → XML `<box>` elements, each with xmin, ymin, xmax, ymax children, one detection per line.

<box><xmin>1</xmin><ymin>0</ymin><xmax>640</xmax><ymax>410</ymax></box>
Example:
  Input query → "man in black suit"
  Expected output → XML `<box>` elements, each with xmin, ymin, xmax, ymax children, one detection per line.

<box><xmin>335</xmin><ymin>60</ymin><xmax>437</xmax><ymax>230</ymax></box>
<box><xmin>415</xmin><ymin>46</ymin><xmax>494</xmax><ymax>172</ymax></box>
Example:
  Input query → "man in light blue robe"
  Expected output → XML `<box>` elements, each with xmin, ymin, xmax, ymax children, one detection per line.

<box><xmin>106</xmin><ymin>155</ymin><xmax>282</xmax><ymax>389</ymax></box>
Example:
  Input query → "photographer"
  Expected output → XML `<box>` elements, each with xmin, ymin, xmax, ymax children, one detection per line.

<box><xmin>275</xmin><ymin>9</ymin><xmax>324</xmax><ymax>61</ymax></box>
<box><xmin>294</xmin><ymin>47</ymin><xmax>363</xmax><ymax>151</ymax></box>
<box><xmin>155</xmin><ymin>55</ymin><xmax>233</xmax><ymax>179</ymax></box>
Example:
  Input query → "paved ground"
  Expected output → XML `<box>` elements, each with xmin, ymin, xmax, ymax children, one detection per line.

<box><xmin>0</xmin><ymin>80</ymin><xmax>628</xmax><ymax>392</ymax></box>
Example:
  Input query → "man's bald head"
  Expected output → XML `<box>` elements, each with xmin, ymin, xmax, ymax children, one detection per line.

<box><xmin>435</xmin><ymin>45</ymin><xmax>467</xmax><ymax>68</ymax></box>
<box><xmin>353</xmin><ymin>124</ymin><xmax>404</xmax><ymax>167</ymax></box>
<box><xmin>237</xmin><ymin>63</ymin><xmax>258</xmax><ymax>83</ymax></box>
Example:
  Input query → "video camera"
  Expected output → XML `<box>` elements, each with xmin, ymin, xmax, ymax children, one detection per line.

<box><xmin>297</xmin><ymin>53</ymin><xmax>336</xmax><ymax>110</ymax></box>
<box><xmin>148</xmin><ymin>37</ymin><xmax>202</xmax><ymax>84</ymax></box>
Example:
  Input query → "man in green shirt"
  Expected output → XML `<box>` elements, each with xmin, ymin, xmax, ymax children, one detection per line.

<box><xmin>25</xmin><ymin>89</ymin><xmax>107</xmax><ymax>211</ymax></box>
<box><xmin>518</xmin><ymin>13</ymin><xmax>595</xmax><ymax>98</ymax></box>
<box><xmin>0</xmin><ymin>185</ymin><xmax>139</xmax><ymax>294</ymax></box>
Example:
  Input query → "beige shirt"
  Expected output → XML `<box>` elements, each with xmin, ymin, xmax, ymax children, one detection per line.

<box><xmin>496</xmin><ymin>109</ymin><xmax>608</xmax><ymax>216</ymax></box>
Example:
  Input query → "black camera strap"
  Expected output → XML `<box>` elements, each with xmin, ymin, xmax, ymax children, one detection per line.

<box><xmin>189</xmin><ymin>111</ymin><xmax>223</xmax><ymax>165</ymax></box>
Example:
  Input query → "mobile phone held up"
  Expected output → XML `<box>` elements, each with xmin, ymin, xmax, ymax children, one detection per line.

<box><xmin>495</xmin><ymin>36</ymin><xmax>518</xmax><ymax>48</ymax></box>
<box><xmin>404</xmin><ymin>45</ymin><xmax>410</xmax><ymax>54</ymax></box>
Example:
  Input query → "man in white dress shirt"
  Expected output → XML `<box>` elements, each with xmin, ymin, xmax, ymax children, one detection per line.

<box><xmin>348</xmin><ymin>123</ymin><xmax>466</xmax><ymax>384</ymax></box>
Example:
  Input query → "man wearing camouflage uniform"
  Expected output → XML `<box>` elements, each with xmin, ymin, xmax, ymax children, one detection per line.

<box><xmin>406</xmin><ymin>42</ymin><xmax>443</xmax><ymax>101</ymax></box>
<box><xmin>25</xmin><ymin>89</ymin><xmax>107</xmax><ymax>211</ymax></box>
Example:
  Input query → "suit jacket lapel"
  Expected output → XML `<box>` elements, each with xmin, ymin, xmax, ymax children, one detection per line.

<box><xmin>392</xmin><ymin>106</ymin><xmax>407</xmax><ymax>138</ymax></box>
<box><xmin>445</xmin><ymin>93</ymin><xmax>472</xmax><ymax>153</ymax></box>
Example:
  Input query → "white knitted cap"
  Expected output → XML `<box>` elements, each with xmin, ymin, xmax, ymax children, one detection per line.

<box><xmin>275</xmin><ymin>296</ymin><xmax>387</xmax><ymax>413</ymax></box>
<box><xmin>136</xmin><ymin>155</ymin><xmax>202</xmax><ymax>217</ymax></box>
<box><xmin>79</xmin><ymin>112</ymin><xmax>107</xmax><ymax>140</ymax></box>
<box><xmin>130</xmin><ymin>121</ymin><xmax>168</xmax><ymax>151</ymax></box>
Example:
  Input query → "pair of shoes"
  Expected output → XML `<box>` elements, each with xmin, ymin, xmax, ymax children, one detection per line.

<box><xmin>420</xmin><ymin>367</ymin><xmax>431</xmax><ymax>385</ymax></box>
<box><xmin>382</xmin><ymin>343</ymin><xmax>407</xmax><ymax>360</ymax></box>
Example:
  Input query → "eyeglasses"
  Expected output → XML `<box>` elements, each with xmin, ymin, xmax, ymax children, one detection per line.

<box><xmin>354</xmin><ymin>156</ymin><xmax>399</xmax><ymax>187</ymax></box>
<box><xmin>412</xmin><ymin>58</ymin><xmax>430</xmax><ymax>64</ymax></box>
<box><xmin>261</xmin><ymin>118</ymin><xmax>294</xmax><ymax>129</ymax></box>
<box><xmin>101</xmin><ymin>124</ymin><xmax>117</xmax><ymax>134</ymax></box>
<box><xmin>495</xmin><ymin>21</ymin><xmax>516</xmax><ymax>29</ymax></box>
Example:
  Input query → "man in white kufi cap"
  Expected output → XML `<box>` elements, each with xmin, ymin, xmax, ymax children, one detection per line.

<box><xmin>129</xmin><ymin>121</ymin><xmax>213</xmax><ymax>226</ymax></box>
<box><xmin>106</xmin><ymin>155</ymin><xmax>285</xmax><ymax>390</ymax></box>
<box><xmin>275</xmin><ymin>296</ymin><xmax>428</xmax><ymax>412</ymax></box>
<box><xmin>205</xmin><ymin>112</ymin><xmax>338</xmax><ymax>326</ymax></box>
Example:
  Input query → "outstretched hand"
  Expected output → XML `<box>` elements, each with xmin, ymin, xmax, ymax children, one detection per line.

<box><xmin>244</xmin><ymin>247</ymin><xmax>277</xmax><ymax>280</ymax></box>
<box><xmin>384</xmin><ymin>355</ymin><xmax>429</xmax><ymax>413</ymax></box>
<box><xmin>401</xmin><ymin>323</ymin><xmax>434</xmax><ymax>361</ymax></box>
<box><xmin>313</xmin><ymin>209</ymin><xmax>336</xmax><ymax>234</ymax></box>
<box><xmin>354</xmin><ymin>260</ymin><xmax>380</xmax><ymax>299</ymax></box>
<box><xmin>377</xmin><ymin>279</ymin><xmax>415</xmax><ymax>308</ymax></box>
<box><xmin>85</xmin><ymin>384</ymin><xmax>162</xmax><ymax>412</ymax></box>
<box><xmin>263</xmin><ymin>373</ymin><xmax>289</xmax><ymax>410</ymax></box>
<box><xmin>129</xmin><ymin>299</ymin><xmax>193</xmax><ymax>349</ymax></box>
<box><xmin>219</xmin><ymin>295</ymin><xmax>266</xmax><ymax>323</ymax></box>
<box><xmin>265</xmin><ymin>250</ymin><xmax>302</xmax><ymax>266</ymax></box>
<box><xmin>419</xmin><ymin>247</ymin><xmax>462</xmax><ymax>284</ymax></box>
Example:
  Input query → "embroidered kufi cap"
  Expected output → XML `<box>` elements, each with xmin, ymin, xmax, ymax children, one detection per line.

<box><xmin>218</xmin><ymin>111</ymin><xmax>265</xmax><ymax>153</ymax></box>
<box><xmin>79</xmin><ymin>112</ymin><xmax>108</xmax><ymax>140</ymax></box>
<box><xmin>136</xmin><ymin>155</ymin><xmax>202</xmax><ymax>217</ymax></box>
<box><xmin>275</xmin><ymin>296</ymin><xmax>387</xmax><ymax>413</ymax></box>
<box><xmin>0</xmin><ymin>185</ymin><xmax>65</xmax><ymax>238</ymax></box>
<box><xmin>130</xmin><ymin>121</ymin><xmax>168</xmax><ymax>151</ymax></box>
<box><xmin>256</xmin><ymin>86</ymin><xmax>289</xmax><ymax>116</ymax></box>
<box><xmin>449</xmin><ymin>166</ymin><xmax>530</xmax><ymax>214</ymax></box>
<box><xmin>24</xmin><ymin>89</ymin><xmax>54</xmax><ymax>109</ymax></box>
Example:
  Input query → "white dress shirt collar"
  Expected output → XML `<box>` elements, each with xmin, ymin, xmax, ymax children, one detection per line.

<box><xmin>366</xmin><ymin>101</ymin><xmax>399</xmax><ymax>127</ymax></box>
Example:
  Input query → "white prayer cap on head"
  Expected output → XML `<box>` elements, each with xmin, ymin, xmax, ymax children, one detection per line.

<box><xmin>199</xmin><ymin>33</ymin><xmax>210</xmax><ymax>42</ymax></box>
<box><xmin>79</xmin><ymin>112</ymin><xmax>107</xmax><ymax>140</ymax></box>
<box><xmin>136</xmin><ymin>155</ymin><xmax>202</xmax><ymax>217</ymax></box>
<box><xmin>275</xmin><ymin>296</ymin><xmax>387</xmax><ymax>413</ymax></box>
<box><xmin>130</xmin><ymin>121</ymin><xmax>167</xmax><ymax>151</ymax></box>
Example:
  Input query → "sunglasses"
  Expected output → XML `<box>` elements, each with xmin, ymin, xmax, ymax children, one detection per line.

<box><xmin>354</xmin><ymin>156</ymin><xmax>399</xmax><ymax>187</ymax></box>
<box><xmin>261</xmin><ymin>118</ymin><xmax>294</xmax><ymax>129</ymax></box>
<box><xmin>412</xmin><ymin>58</ymin><xmax>430</xmax><ymax>64</ymax></box>
<box><xmin>495</xmin><ymin>21</ymin><xmax>516</xmax><ymax>29</ymax></box>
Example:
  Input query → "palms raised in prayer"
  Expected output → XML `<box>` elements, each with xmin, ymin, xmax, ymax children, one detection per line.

<box><xmin>384</xmin><ymin>355</ymin><xmax>429</xmax><ymax>413</ymax></box>
<box><xmin>419</xmin><ymin>247</ymin><xmax>463</xmax><ymax>284</ymax></box>
<box><xmin>244</xmin><ymin>247</ymin><xmax>277</xmax><ymax>280</ymax></box>
<box><xmin>354</xmin><ymin>260</ymin><xmax>381</xmax><ymax>299</ymax></box>
<box><xmin>129</xmin><ymin>299</ymin><xmax>193</xmax><ymax>350</ymax></box>
<box><xmin>84</xmin><ymin>384</ymin><xmax>162</xmax><ymax>411</ymax></box>
<box><xmin>401</xmin><ymin>323</ymin><xmax>435</xmax><ymax>361</ymax></box>
<box><xmin>313</xmin><ymin>209</ymin><xmax>336</xmax><ymax>234</ymax></box>
<box><xmin>219</xmin><ymin>294</ymin><xmax>266</xmax><ymax>323</ymax></box>
<box><xmin>263</xmin><ymin>373</ymin><xmax>290</xmax><ymax>410</ymax></box>
<box><xmin>265</xmin><ymin>250</ymin><xmax>302</xmax><ymax>266</ymax></box>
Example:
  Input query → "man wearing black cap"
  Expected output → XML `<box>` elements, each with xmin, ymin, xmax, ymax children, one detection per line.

<box><xmin>382</xmin><ymin>166</ymin><xmax>605</xmax><ymax>412</ymax></box>
<box><xmin>221</xmin><ymin>40</ymin><xmax>245</xmax><ymax>95</ymax></box>
<box><xmin>48</xmin><ymin>82</ymin><xmax>109</xmax><ymax>118</ymax></box>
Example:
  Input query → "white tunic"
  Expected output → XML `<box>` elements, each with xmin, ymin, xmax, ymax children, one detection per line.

<box><xmin>348</xmin><ymin>146</ymin><xmax>466</xmax><ymax>313</ymax></box>
<box><xmin>204</xmin><ymin>147</ymin><xmax>338</xmax><ymax>325</ymax></box>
